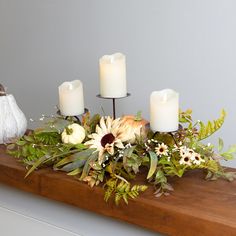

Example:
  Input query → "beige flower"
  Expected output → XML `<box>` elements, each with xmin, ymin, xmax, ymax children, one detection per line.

<box><xmin>191</xmin><ymin>153</ymin><xmax>205</xmax><ymax>165</ymax></box>
<box><xmin>179</xmin><ymin>146</ymin><xmax>194</xmax><ymax>158</ymax></box>
<box><xmin>179</xmin><ymin>154</ymin><xmax>192</xmax><ymax>166</ymax></box>
<box><xmin>155</xmin><ymin>143</ymin><xmax>169</xmax><ymax>156</ymax></box>
<box><xmin>84</xmin><ymin>116</ymin><xmax>132</xmax><ymax>164</ymax></box>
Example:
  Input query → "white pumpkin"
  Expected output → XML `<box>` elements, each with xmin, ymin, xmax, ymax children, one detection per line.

<box><xmin>61</xmin><ymin>123</ymin><xmax>86</xmax><ymax>144</ymax></box>
<box><xmin>0</xmin><ymin>84</ymin><xmax>27</xmax><ymax>144</ymax></box>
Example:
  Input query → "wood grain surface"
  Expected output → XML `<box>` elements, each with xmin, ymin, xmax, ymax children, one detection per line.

<box><xmin>0</xmin><ymin>145</ymin><xmax>236</xmax><ymax>236</ymax></box>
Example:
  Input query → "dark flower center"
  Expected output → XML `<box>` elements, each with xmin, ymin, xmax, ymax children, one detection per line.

<box><xmin>184</xmin><ymin>157</ymin><xmax>189</xmax><ymax>162</ymax></box>
<box><xmin>195</xmin><ymin>156</ymin><xmax>199</xmax><ymax>160</ymax></box>
<box><xmin>159</xmin><ymin>148</ymin><xmax>164</xmax><ymax>153</ymax></box>
<box><xmin>101</xmin><ymin>133</ymin><xmax>115</xmax><ymax>147</ymax></box>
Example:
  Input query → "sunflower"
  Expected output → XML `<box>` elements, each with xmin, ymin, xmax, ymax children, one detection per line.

<box><xmin>85</xmin><ymin>116</ymin><xmax>132</xmax><ymax>164</ymax></box>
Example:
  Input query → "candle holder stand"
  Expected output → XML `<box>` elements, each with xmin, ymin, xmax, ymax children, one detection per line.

<box><xmin>57</xmin><ymin>108</ymin><xmax>89</xmax><ymax>125</ymax></box>
<box><xmin>96</xmin><ymin>93</ymin><xmax>131</xmax><ymax>119</ymax></box>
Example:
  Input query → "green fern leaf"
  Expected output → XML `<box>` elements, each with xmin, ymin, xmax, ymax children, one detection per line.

<box><xmin>197</xmin><ymin>109</ymin><xmax>226</xmax><ymax>141</ymax></box>
<box><xmin>104</xmin><ymin>178</ymin><xmax>117</xmax><ymax>202</ymax></box>
<box><xmin>114</xmin><ymin>182</ymin><xmax>147</xmax><ymax>205</ymax></box>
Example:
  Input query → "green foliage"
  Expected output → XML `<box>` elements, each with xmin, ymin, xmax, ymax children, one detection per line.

<box><xmin>83</xmin><ymin>163</ymin><xmax>105</xmax><ymax>187</ymax></box>
<box><xmin>153</xmin><ymin>133</ymin><xmax>175</xmax><ymax>146</ymax></box>
<box><xmin>147</xmin><ymin>151</ymin><xmax>158</xmax><ymax>179</ymax></box>
<box><xmin>161</xmin><ymin>159</ymin><xmax>186</xmax><ymax>178</ymax></box>
<box><xmin>123</xmin><ymin>147</ymin><xmax>142</xmax><ymax>174</ymax></box>
<box><xmin>104</xmin><ymin>178</ymin><xmax>147</xmax><ymax>205</ymax></box>
<box><xmin>40</xmin><ymin>117</ymin><xmax>71</xmax><ymax>133</ymax></box>
<box><xmin>179</xmin><ymin>109</ymin><xmax>192</xmax><ymax>124</ymax></box>
<box><xmin>7</xmin><ymin>129</ymin><xmax>88</xmax><ymax>178</ymax></box>
<box><xmin>7</xmin><ymin>131</ymin><xmax>62</xmax><ymax>163</ymax></box>
<box><xmin>204</xmin><ymin>160</ymin><xmax>220</xmax><ymax>173</ymax></box>
<box><xmin>25</xmin><ymin>148</ymin><xmax>80</xmax><ymax>178</ymax></box>
<box><xmin>34</xmin><ymin>131</ymin><xmax>61</xmax><ymax>145</ymax></box>
<box><xmin>54</xmin><ymin>148</ymin><xmax>95</xmax><ymax>171</ymax></box>
<box><xmin>197</xmin><ymin>109</ymin><xmax>226</xmax><ymax>141</ymax></box>
<box><xmin>80</xmin><ymin>151</ymin><xmax>99</xmax><ymax>180</ymax></box>
<box><xmin>82</xmin><ymin>112</ymin><xmax>101</xmax><ymax>135</ymax></box>
<box><xmin>104</xmin><ymin>178</ymin><xmax>118</xmax><ymax>202</ymax></box>
<box><xmin>115</xmin><ymin>181</ymin><xmax>147</xmax><ymax>205</ymax></box>
<box><xmin>153</xmin><ymin>169</ymin><xmax>174</xmax><ymax>197</ymax></box>
<box><xmin>218</xmin><ymin>138</ymin><xmax>236</xmax><ymax>161</ymax></box>
<box><xmin>205</xmin><ymin>169</ymin><xmax>236</xmax><ymax>182</ymax></box>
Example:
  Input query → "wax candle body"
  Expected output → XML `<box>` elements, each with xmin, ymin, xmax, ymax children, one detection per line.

<box><xmin>150</xmin><ymin>89</ymin><xmax>179</xmax><ymax>132</ymax></box>
<box><xmin>99</xmin><ymin>53</ymin><xmax>127</xmax><ymax>98</ymax></box>
<box><xmin>59</xmin><ymin>80</ymin><xmax>84</xmax><ymax>116</ymax></box>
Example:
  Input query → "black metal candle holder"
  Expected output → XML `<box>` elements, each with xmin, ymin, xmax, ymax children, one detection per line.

<box><xmin>96</xmin><ymin>93</ymin><xmax>131</xmax><ymax>119</ymax></box>
<box><xmin>57</xmin><ymin>108</ymin><xmax>89</xmax><ymax>125</ymax></box>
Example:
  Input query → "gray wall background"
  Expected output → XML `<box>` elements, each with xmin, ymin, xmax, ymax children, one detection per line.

<box><xmin>1</xmin><ymin>0</ymin><xmax>236</xmax><ymax>169</ymax></box>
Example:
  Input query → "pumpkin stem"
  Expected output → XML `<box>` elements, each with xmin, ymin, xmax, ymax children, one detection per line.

<box><xmin>66</xmin><ymin>127</ymin><xmax>73</xmax><ymax>135</ymax></box>
<box><xmin>0</xmin><ymin>84</ymin><xmax>6</xmax><ymax>96</ymax></box>
<box><xmin>134</xmin><ymin>111</ymin><xmax>142</xmax><ymax>121</ymax></box>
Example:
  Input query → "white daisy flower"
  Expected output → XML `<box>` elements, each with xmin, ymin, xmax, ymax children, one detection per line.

<box><xmin>179</xmin><ymin>146</ymin><xmax>194</xmax><ymax>158</ymax></box>
<box><xmin>191</xmin><ymin>153</ymin><xmax>205</xmax><ymax>165</ymax></box>
<box><xmin>84</xmin><ymin>116</ymin><xmax>133</xmax><ymax>164</ymax></box>
<box><xmin>179</xmin><ymin>154</ymin><xmax>192</xmax><ymax>166</ymax></box>
<box><xmin>155</xmin><ymin>143</ymin><xmax>169</xmax><ymax>156</ymax></box>
<box><xmin>172</xmin><ymin>144</ymin><xmax>179</xmax><ymax>152</ymax></box>
<box><xmin>179</xmin><ymin>146</ymin><xmax>188</xmax><ymax>157</ymax></box>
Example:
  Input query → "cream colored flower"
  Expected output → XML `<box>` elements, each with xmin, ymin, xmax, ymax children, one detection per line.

<box><xmin>84</xmin><ymin>116</ymin><xmax>132</xmax><ymax>164</ymax></box>
<box><xmin>179</xmin><ymin>146</ymin><xmax>194</xmax><ymax>158</ymax></box>
<box><xmin>155</xmin><ymin>143</ymin><xmax>169</xmax><ymax>156</ymax></box>
<box><xmin>179</xmin><ymin>154</ymin><xmax>192</xmax><ymax>166</ymax></box>
<box><xmin>191</xmin><ymin>153</ymin><xmax>205</xmax><ymax>165</ymax></box>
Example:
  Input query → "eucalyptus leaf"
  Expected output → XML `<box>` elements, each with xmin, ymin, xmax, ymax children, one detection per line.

<box><xmin>23</xmin><ymin>135</ymin><xmax>34</xmax><ymax>142</ymax></box>
<box><xmin>16</xmin><ymin>140</ymin><xmax>27</xmax><ymax>146</ymax></box>
<box><xmin>25</xmin><ymin>155</ymin><xmax>49</xmax><ymax>178</ymax></box>
<box><xmin>54</xmin><ymin>148</ymin><xmax>95</xmax><ymax>168</ymax></box>
<box><xmin>221</xmin><ymin>153</ymin><xmax>234</xmax><ymax>160</ymax></box>
<box><xmin>123</xmin><ymin>146</ymin><xmax>135</xmax><ymax>158</ymax></box>
<box><xmin>80</xmin><ymin>151</ymin><xmax>99</xmax><ymax>180</ymax></box>
<box><xmin>59</xmin><ymin>158</ymin><xmax>87</xmax><ymax>172</ymax></box>
<box><xmin>227</xmin><ymin>144</ymin><xmax>236</xmax><ymax>154</ymax></box>
<box><xmin>67</xmin><ymin>168</ymin><xmax>82</xmax><ymax>176</ymax></box>
<box><xmin>147</xmin><ymin>151</ymin><xmax>158</xmax><ymax>179</ymax></box>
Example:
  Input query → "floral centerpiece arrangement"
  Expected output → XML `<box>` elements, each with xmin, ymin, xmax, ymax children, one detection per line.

<box><xmin>7</xmin><ymin>109</ymin><xmax>236</xmax><ymax>205</ymax></box>
<box><xmin>5</xmin><ymin>53</ymin><xmax>236</xmax><ymax>205</ymax></box>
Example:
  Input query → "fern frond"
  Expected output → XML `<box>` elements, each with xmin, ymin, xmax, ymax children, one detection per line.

<box><xmin>197</xmin><ymin>109</ymin><xmax>226</xmax><ymax>141</ymax></box>
<box><xmin>34</xmin><ymin>131</ymin><xmax>61</xmax><ymax>145</ymax></box>
<box><xmin>104</xmin><ymin>178</ymin><xmax>147</xmax><ymax>205</ymax></box>
<box><xmin>104</xmin><ymin>178</ymin><xmax>118</xmax><ymax>202</ymax></box>
<box><xmin>115</xmin><ymin>181</ymin><xmax>147</xmax><ymax>205</ymax></box>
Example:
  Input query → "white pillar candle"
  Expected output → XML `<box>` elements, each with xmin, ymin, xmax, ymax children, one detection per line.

<box><xmin>99</xmin><ymin>52</ymin><xmax>127</xmax><ymax>98</ymax></box>
<box><xmin>150</xmin><ymin>89</ymin><xmax>179</xmax><ymax>132</ymax></box>
<box><xmin>59</xmin><ymin>80</ymin><xmax>84</xmax><ymax>116</ymax></box>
